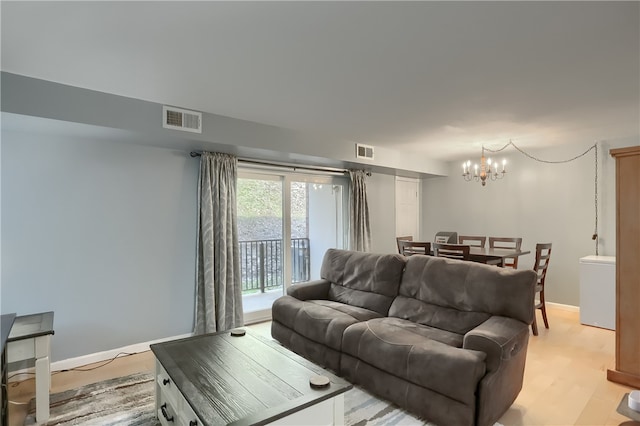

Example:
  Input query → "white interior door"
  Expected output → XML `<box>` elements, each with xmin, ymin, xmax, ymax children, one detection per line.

<box><xmin>395</xmin><ymin>177</ymin><xmax>420</xmax><ymax>240</ymax></box>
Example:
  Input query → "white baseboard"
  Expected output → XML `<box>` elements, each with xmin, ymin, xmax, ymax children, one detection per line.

<box><xmin>546</xmin><ymin>302</ymin><xmax>580</xmax><ymax>312</ymax></box>
<box><xmin>9</xmin><ymin>332</ymin><xmax>193</xmax><ymax>383</ymax></box>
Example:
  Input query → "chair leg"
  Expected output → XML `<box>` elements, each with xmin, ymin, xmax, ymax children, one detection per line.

<box><xmin>531</xmin><ymin>313</ymin><xmax>539</xmax><ymax>336</ymax></box>
<box><xmin>540</xmin><ymin>291</ymin><xmax>549</xmax><ymax>329</ymax></box>
<box><xmin>541</xmin><ymin>305</ymin><xmax>549</xmax><ymax>329</ymax></box>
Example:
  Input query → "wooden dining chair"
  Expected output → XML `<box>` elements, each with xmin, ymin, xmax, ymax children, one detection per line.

<box><xmin>433</xmin><ymin>243</ymin><xmax>470</xmax><ymax>261</ymax></box>
<box><xmin>458</xmin><ymin>235</ymin><xmax>486</xmax><ymax>248</ymax></box>
<box><xmin>488</xmin><ymin>237</ymin><xmax>523</xmax><ymax>268</ymax></box>
<box><xmin>531</xmin><ymin>243</ymin><xmax>552</xmax><ymax>336</ymax></box>
<box><xmin>396</xmin><ymin>236</ymin><xmax>413</xmax><ymax>254</ymax></box>
<box><xmin>398</xmin><ymin>240</ymin><xmax>431</xmax><ymax>257</ymax></box>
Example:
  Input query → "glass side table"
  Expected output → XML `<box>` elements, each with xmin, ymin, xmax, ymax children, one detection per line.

<box><xmin>7</xmin><ymin>311</ymin><xmax>54</xmax><ymax>424</ymax></box>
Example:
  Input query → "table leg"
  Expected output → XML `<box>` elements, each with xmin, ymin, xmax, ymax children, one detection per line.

<box><xmin>34</xmin><ymin>335</ymin><xmax>51</xmax><ymax>424</ymax></box>
<box><xmin>333</xmin><ymin>394</ymin><xmax>345</xmax><ymax>426</ymax></box>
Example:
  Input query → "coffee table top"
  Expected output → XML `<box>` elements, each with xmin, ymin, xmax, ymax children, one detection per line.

<box><xmin>151</xmin><ymin>329</ymin><xmax>352</xmax><ymax>426</ymax></box>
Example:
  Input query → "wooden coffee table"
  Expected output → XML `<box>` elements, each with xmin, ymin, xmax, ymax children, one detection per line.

<box><xmin>150</xmin><ymin>329</ymin><xmax>352</xmax><ymax>426</ymax></box>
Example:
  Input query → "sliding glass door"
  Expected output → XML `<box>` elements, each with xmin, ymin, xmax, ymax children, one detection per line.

<box><xmin>238</xmin><ymin>170</ymin><xmax>348</xmax><ymax>323</ymax></box>
<box><xmin>237</xmin><ymin>174</ymin><xmax>284</xmax><ymax>323</ymax></box>
<box><xmin>292</xmin><ymin>180</ymin><xmax>345</xmax><ymax>281</ymax></box>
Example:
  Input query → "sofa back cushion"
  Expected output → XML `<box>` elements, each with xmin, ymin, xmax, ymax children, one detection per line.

<box><xmin>389</xmin><ymin>255</ymin><xmax>536</xmax><ymax>334</ymax></box>
<box><xmin>321</xmin><ymin>249</ymin><xmax>406</xmax><ymax>316</ymax></box>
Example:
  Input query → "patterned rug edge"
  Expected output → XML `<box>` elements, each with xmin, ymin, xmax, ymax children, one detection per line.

<box><xmin>24</xmin><ymin>373</ymin><xmax>497</xmax><ymax>426</ymax></box>
<box><xmin>25</xmin><ymin>373</ymin><xmax>157</xmax><ymax>426</ymax></box>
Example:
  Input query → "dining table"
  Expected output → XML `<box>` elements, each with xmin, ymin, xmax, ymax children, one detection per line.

<box><xmin>400</xmin><ymin>241</ymin><xmax>531</xmax><ymax>268</ymax></box>
<box><xmin>468</xmin><ymin>246</ymin><xmax>531</xmax><ymax>267</ymax></box>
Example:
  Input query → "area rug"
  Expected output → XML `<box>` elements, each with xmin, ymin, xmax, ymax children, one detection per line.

<box><xmin>25</xmin><ymin>373</ymin><xmax>433</xmax><ymax>425</ymax></box>
<box><xmin>24</xmin><ymin>373</ymin><xmax>157</xmax><ymax>426</ymax></box>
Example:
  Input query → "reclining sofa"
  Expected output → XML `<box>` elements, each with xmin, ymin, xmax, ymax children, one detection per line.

<box><xmin>271</xmin><ymin>248</ymin><xmax>537</xmax><ymax>426</ymax></box>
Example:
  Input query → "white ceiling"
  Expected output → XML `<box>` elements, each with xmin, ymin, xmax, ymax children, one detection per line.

<box><xmin>2</xmin><ymin>1</ymin><xmax>638</xmax><ymax>161</ymax></box>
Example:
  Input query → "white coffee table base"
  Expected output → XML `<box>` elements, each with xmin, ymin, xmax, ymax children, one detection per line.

<box><xmin>269</xmin><ymin>395</ymin><xmax>344</xmax><ymax>426</ymax></box>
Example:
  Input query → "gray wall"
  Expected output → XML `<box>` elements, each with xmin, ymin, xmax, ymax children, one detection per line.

<box><xmin>421</xmin><ymin>138</ymin><xmax>636</xmax><ymax>306</ymax></box>
<box><xmin>0</xmin><ymin>127</ymin><xmax>399</xmax><ymax>362</ymax></box>
<box><xmin>2</xmin><ymin>72</ymin><xmax>635</xmax><ymax>361</ymax></box>
<box><xmin>0</xmin><ymin>73</ymin><xmax>429</xmax><ymax>362</ymax></box>
<box><xmin>1</xmin><ymin>128</ymin><xmax>198</xmax><ymax>361</ymax></box>
<box><xmin>0</xmin><ymin>78</ymin><xmax>407</xmax><ymax>363</ymax></box>
<box><xmin>1</xmin><ymin>73</ymin><xmax>448</xmax><ymax>177</ymax></box>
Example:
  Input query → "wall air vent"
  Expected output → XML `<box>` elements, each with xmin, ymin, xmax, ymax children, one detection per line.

<box><xmin>355</xmin><ymin>143</ymin><xmax>375</xmax><ymax>160</ymax></box>
<box><xmin>163</xmin><ymin>106</ymin><xmax>202</xmax><ymax>133</ymax></box>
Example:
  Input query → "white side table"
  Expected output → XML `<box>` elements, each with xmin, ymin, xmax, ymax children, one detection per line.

<box><xmin>7</xmin><ymin>312</ymin><xmax>54</xmax><ymax>425</ymax></box>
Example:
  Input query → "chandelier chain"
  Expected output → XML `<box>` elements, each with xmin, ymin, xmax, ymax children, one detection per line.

<box><xmin>594</xmin><ymin>143</ymin><xmax>598</xmax><ymax>255</ymax></box>
<box><xmin>478</xmin><ymin>139</ymin><xmax>600</xmax><ymax>253</ymax></box>
<box><xmin>484</xmin><ymin>140</ymin><xmax>597</xmax><ymax>163</ymax></box>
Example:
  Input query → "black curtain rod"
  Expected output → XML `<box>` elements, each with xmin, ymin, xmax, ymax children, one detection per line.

<box><xmin>189</xmin><ymin>151</ymin><xmax>371</xmax><ymax>176</ymax></box>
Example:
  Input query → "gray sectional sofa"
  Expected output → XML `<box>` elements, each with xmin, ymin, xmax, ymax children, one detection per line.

<box><xmin>271</xmin><ymin>248</ymin><xmax>537</xmax><ymax>426</ymax></box>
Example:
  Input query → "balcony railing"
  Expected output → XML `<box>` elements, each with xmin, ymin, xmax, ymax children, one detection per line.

<box><xmin>240</xmin><ymin>238</ymin><xmax>310</xmax><ymax>293</ymax></box>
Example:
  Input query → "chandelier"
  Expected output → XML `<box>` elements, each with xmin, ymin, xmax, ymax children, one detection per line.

<box><xmin>459</xmin><ymin>139</ymin><xmax>601</xmax><ymax>256</ymax></box>
<box><xmin>462</xmin><ymin>146</ymin><xmax>506</xmax><ymax>186</ymax></box>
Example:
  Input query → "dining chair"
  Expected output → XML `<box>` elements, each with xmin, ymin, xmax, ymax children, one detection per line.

<box><xmin>488</xmin><ymin>237</ymin><xmax>523</xmax><ymax>269</ymax></box>
<box><xmin>458</xmin><ymin>235</ymin><xmax>486</xmax><ymax>248</ymax></box>
<box><xmin>433</xmin><ymin>243</ymin><xmax>470</xmax><ymax>261</ymax></box>
<box><xmin>434</xmin><ymin>231</ymin><xmax>458</xmax><ymax>244</ymax></box>
<box><xmin>398</xmin><ymin>240</ymin><xmax>431</xmax><ymax>257</ymax></box>
<box><xmin>531</xmin><ymin>243</ymin><xmax>552</xmax><ymax>336</ymax></box>
<box><xmin>396</xmin><ymin>236</ymin><xmax>413</xmax><ymax>254</ymax></box>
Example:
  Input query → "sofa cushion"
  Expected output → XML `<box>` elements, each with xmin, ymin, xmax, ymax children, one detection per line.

<box><xmin>342</xmin><ymin>318</ymin><xmax>486</xmax><ymax>404</ymax></box>
<box><xmin>271</xmin><ymin>295</ymin><xmax>383</xmax><ymax>351</ymax></box>
<box><xmin>390</xmin><ymin>295</ymin><xmax>492</xmax><ymax>335</ymax></box>
<box><xmin>389</xmin><ymin>255</ymin><xmax>536</xmax><ymax>333</ymax></box>
<box><xmin>354</xmin><ymin>317</ymin><xmax>464</xmax><ymax>347</ymax></box>
<box><xmin>271</xmin><ymin>321</ymin><xmax>342</xmax><ymax>372</ymax></box>
<box><xmin>321</xmin><ymin>249</ymin><xmax>406</xmax><ymax>316</ymax></box>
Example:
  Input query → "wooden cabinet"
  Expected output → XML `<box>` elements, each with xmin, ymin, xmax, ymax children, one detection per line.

<box><xmin>607</xmin><ymin>146</ymin><xmax>640</xmax><ymax>388</ymax></box>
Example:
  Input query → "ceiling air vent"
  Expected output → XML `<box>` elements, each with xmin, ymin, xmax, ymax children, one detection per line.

<box><xmin>355</xmin><ymin>143</ymin><xmax>375</xmax><ymax>160</ymax></box>
<box><xmin>163</xmin><ymin>106</ymin><xmax>202</xmax><ymax>133</ymax></box>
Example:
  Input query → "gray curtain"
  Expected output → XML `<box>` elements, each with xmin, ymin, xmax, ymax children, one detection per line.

<box><xmin>348</xmin><ymin>169</ymin><xmax>372</xmax><ymax>252</ymax></box>
<box><xmin>194</xmin><ymin>152</ymin><xmax>243</xmax><ymax>334</ymax></box>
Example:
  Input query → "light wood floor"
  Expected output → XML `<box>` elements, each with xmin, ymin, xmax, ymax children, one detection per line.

<box><xmin>6</xmin><ymin>309</ymin><xmax>637</xmax><ymax>426</ymax></box>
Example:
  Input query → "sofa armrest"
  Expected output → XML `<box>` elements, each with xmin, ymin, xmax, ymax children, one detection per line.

<box><xmin>463</xmin><ymin>316</ymin><xmax>529</xmax><ymax>373</ymax></box>
<box><xmin>286</xmin><ymin>279</ymin><xmax>331</xmax><ymax>301</ymax></box>
<box><xmin>463</xmin><ymin>316</ymin><xmax>530</xmax><ymax>426</ymax></box>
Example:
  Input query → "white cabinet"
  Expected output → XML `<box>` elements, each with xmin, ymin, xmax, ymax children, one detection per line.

<box><xmin>155</xmin><ymin>359</ymin><xmax>202</xmax><ymax>426</ymax></box>
<box><xmin>579</xmin><ymin>255</ymin><xmax>616</xmax><ymax>330</ymax></box>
